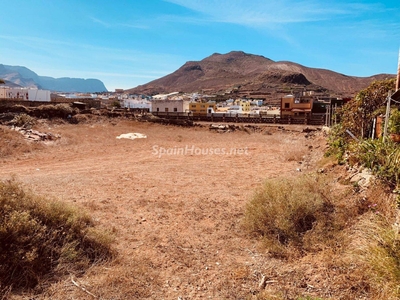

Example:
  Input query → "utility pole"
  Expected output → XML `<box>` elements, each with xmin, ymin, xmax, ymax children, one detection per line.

<box><xmin>397</xmin><ymin>48</ymin><xmax>400</xmax><ymax>91</ymax></box>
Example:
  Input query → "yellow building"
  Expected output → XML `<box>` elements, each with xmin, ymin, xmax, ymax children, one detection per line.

<box><xmin>189</xmin><ymin>101</ymin><xmax>217</xmax><ymax>116</ymax></box>
<box><xmin>280</xmin><ymin>95</ymin><xmax>313</xmax><ymax>118</ymax></box>
<box><xmin>234</xmin><ymin>99</ymin><xmax>251</xmax><ymax>112</ymax></box>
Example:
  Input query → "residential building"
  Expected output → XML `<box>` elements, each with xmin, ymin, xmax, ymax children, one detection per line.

<box><xmin>0</xmin><ymin>87</ymin><xmax>51</xmax><ymax>101</ymax></box>
<box><xmin>234</xmin><ymin>99</ymin><xmax>251</xmax><ymax>112</ymax></box>
<box><xmin>151</xmin><ymin>99</ymin><xmax>190</xmax><ymax>113</ymax></box>
<box><xmin>280</xmin><ymin>94</ymin><xmax>313</xmax><ymax>118</ymax></box>
<box><xmin>189</xmin><ymin>101</ymin><xmax>217</xmax><ymax>116</ymax></box>
<box><xmin>123</xmin><ymin>99</ymin><xmax>151</xmax><ymax>110</ymax></box>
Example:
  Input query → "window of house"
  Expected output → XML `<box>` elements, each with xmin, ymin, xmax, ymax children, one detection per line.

<box><xmin>156</xmin><ymin>107</ymin><xmax>159</xmax><ymax>112</ymax></box>
<box><xmin>174</xmin><ymin>108</ymin><xmax>178</xmax><ymax>112</ymax></box>
<box><xmin>165</xmin><ymin>108</ymin><xmax>169</xmax><ymax>112</ymax></box>
<box><xmin>284</xmin><ymin>103</ymin><xmax>290</xmax><ymax>108</ymax></box>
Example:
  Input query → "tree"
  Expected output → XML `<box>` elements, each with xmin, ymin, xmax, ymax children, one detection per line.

<box><xmin>339</xmin><ymin>78</ymin><xmax>396</xmax><ymax>139</ymax></box>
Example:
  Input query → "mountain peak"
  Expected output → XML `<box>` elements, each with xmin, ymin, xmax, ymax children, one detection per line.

<box><xmin>203</xmin><ymin>51</ymin><xmax>272</xmax><ymax>63</ymax></box>
<box><xmin>0</xmin><ymin>64</ymin><xmax>108</xmax><ymax>92</ymax></box>
<box><xmin>126</xmin><ymin>50</ymin><xmax>395</xmax><ymax>100</ymax></box>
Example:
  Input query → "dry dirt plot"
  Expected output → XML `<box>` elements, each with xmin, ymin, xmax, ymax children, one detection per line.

<box><xmin>0</xmin><ymin>120</ymin><xmax>327</xmax><ymax>299</ymax></box>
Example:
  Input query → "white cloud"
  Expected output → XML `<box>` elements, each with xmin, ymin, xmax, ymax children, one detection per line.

<box><xmin>163</xmin><ymin>0</ymin><xmax>382</xmax><ymax>26</ymax></box>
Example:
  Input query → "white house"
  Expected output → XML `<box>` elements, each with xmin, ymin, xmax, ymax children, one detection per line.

<box><xmin>226</xmin><ymin>105</ymin><xmax>245</xmax><ymax>114</ymax></box>
<box><xmin>123</xmin><ymin>99</ymin><xmax>151</xmax><ymax>110</ymax></box>
<box><xmin>151</xmin><ymin>99</ymin><xmax>190</xmax><ymax>113</ymax></box>
<box><xmin>0</xmin><ymin>87</ymin><xmax>51</xmax><ymax>101</ymax></box>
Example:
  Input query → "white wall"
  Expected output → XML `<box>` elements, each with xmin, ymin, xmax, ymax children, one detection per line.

<box><xmin>151</xmin><ymin>99</ymin><xmax>190</xmax><ymax>113</ymax></box>
<box><xmin>0</xmin><ymin>87</ymin><xmax>8</xmax><ymax>99</ymax></box>
<box><xmin>0</xmin><ymin>87</ymin><xmax>51</xmax><ymax>101</ymax></box>
<box><xmin>28</xmin><ymin>89</ymin><xmax>51</xmax><ymax>101</ymax></box>
<box><xmin>123</xmin><ymin>99</ymin><xmax>151</xmax><ymax>109</ymax></box>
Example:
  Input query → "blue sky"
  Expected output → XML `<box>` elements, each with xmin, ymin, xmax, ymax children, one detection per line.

<box><xmin>1</xmin><ymin>0</ymin><xmax>399</xmax><ymax>91</ymax></box>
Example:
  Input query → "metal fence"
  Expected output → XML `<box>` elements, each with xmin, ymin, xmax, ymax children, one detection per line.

<box><xmin>151</xmin><ymin>111</ymin><xmax>326</xmax><ymax>125</ymax></box>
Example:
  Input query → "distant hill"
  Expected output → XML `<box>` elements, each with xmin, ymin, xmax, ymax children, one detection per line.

<box><xmin>127</xmin><ymin>51</ymin><xmax>394</xmax><ymax>100</ymax></box>
<box><xmin>0</xmin><ymin>64</ymin><xmax>107</xmax><ymax>93</ymax></box>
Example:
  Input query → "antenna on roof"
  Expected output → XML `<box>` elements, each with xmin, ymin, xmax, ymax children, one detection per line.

<box><xmin>396</xmin><ymin>48</ymin><xmax>400</xmax><ymax>91</ymax></box>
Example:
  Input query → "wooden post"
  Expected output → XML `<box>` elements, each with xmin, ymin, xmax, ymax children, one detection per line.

<box><xmin>371</xmin><ymin>117</ymin><xmax>376</xmax><ymax>139</ymax></box>
<box><xmin>383</xmin><ymin>93</ymin><xmax>391</xmax><ymax>139</ymax></box>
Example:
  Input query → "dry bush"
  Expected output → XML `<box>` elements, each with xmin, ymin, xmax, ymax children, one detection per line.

<box><xmin>30</xmin><ymin>104</ymin><xmax>77</xmax><ymax>119</ymax></box>
<box><xmin>10</xmin><ymin>113</ymin><xmax>36</xmax><ymax>128</ymax></box>
<box><xmin>70</xmin><ymin>113</ymin><xmax>91</xmax><ymax>124</ymax></box>
<box><xmin>0</xmin><ymin>126</ymin><xmax>43</xmax><ymax>158</ymax></box>
<box><xmin>0</xmin><ymin>179</ymin><xmax>115</xmax><ymax>296</ymax></box>
<box><xmin>243</xmin><ymin>174</ymin><xmax>357</xmax><ymax>258</ymax></box>
<box><xmin>245</xmin><ymin>171</ymin><xmax>400</xmax><ymax>299</ymax></box>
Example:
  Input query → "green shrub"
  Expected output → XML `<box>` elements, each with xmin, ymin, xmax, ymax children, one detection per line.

<box><xmin>388</xmin><ymin>107</ymin><xmax>400</xmax><ymax>135</ymax></box>
<box><xmin>324</xmin><ymin>124</ymin><xmax>349</xmax><ymax>164</ymax></box>
<box><xmin>0</xmin><ymin>179</ymin><xmax>114</xmax><ymax>293</ymax></box>
<box><xmin>355</xmin><ymin>138</ymin><xmax>400</xmax><ymax>188</ymax></box>
<box><xmin>338</xmin><ymin>78</ymin><xmax>395</xmax><ymax>139</ymax></box>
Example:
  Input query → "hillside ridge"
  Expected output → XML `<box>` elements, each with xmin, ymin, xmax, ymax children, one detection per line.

<box><xmin>0</xmin><ymin>64</ymin><xmax>107</xmax><ymax>93</ymax></box>
<box><xmin>127</xmin><ymin>51</ymin><xmax>394</xmax><ymax>99</ymax></box>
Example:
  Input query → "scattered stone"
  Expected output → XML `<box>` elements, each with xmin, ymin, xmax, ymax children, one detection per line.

<box><xmin>349</xmin><ymin>167</ymin><xmax>375</xmax><ymax>189</ymax></box>
<box><xmin>11</xmin><ymin>126</ymin><xmax>60</xmax><ymax>142</ymax></box>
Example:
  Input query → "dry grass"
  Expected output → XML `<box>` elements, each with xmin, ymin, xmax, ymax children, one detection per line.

<box><xmin>347</xmin><ymin>184</ymin><xmax>400</xmax><ymax>300</ymax></box>
<box><xmin>0</xmin><ymin>125</ymin><xmax>43</xmax><ymax>159</ymax></box>
<box><xmin>244</xmin><ymin>169</ymin><xmax>400</xmax><ymax>299</ymax></box>
<box><xmin>1</xmin><ymin>119</ymin><xmax>399</xmax><ymax>299</ymax></box>
<box><xmin>0</xmin><ymin>178</ymin><xmax>115</xmax><ymax>298</ymax></box>
<box><xmin>243</xmin><ymin>174</ymin><xmax>351</xmax><ymax>258</ymax></box>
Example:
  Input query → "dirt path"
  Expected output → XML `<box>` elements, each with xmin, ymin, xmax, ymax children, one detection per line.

<box><xmin>0</xmin><ymin>120</ymin><xmax>326</xmax><ymax>299</ymax></box>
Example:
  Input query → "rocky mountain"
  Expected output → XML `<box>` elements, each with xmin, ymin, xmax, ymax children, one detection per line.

<box><xmin>127</xmin><ymin>51</ymin><xmax>394</xmax><ymax>100</ymax></box>
<box><xmin>0</xmin><ymin>64</ymin><xmax>107</xmax><ymax>93</ymax></box>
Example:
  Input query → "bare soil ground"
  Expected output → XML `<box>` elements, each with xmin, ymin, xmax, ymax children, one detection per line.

<box><xmin>0</xmin><ymin>119</ymin><xmax>329</xmax><ymax>299</ymax></box>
